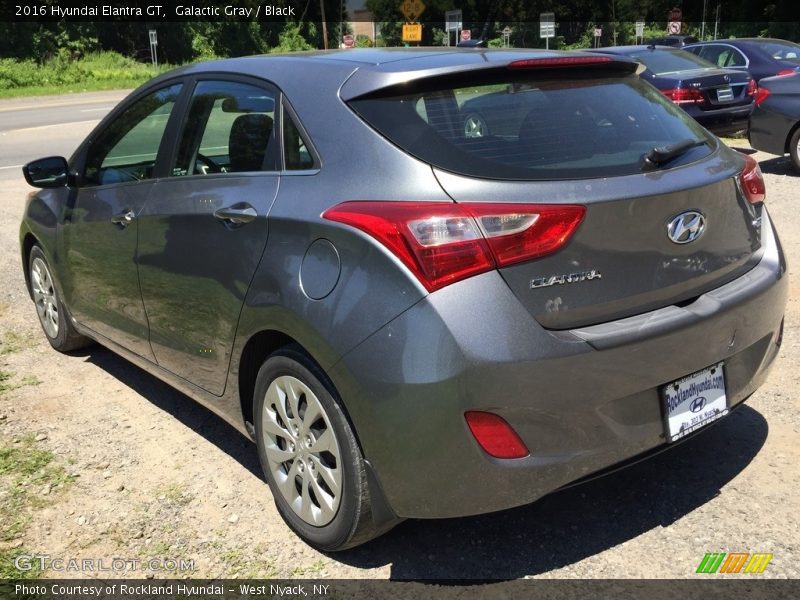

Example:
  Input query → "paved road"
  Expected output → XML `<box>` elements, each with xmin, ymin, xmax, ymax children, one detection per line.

<box><xmin>0</xmin><ymin>90</ymin><xmax>129</xmax><ymax>180</ymax></box>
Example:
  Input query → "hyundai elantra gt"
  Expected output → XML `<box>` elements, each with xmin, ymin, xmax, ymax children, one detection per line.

<box><xmin>19</xmin><ymin>49</ymin><xmax>787</xmax><ymax>550</ymax></box>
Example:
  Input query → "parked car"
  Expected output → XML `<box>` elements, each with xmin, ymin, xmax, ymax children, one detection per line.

<box><xmin>591</xmin><ymin>45</ymin><xmax>756</xmax><ymax>136</ymax></box>
<box><xmin>685</xmin><ymin>38</ymin><xmax>800</xmax><ymax>82</ymax></box>
<box><xmin>20</xmin><ymin>49</ymin><xmax>787</xmax><ymax>551</ymax></box>
<box><xmin>646</xmin><ymin>35</ymin><xmax>699</xmax><ymax>47</ymax></box>
<box><xmin>749</xmin><ymin>72</ymin><xmax>800</xmax><ymax>170</ymax></box>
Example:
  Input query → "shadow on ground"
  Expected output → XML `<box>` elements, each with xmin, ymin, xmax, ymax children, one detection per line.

<box><xmin>82</xmin><ymin>346</ymin><xmax>263</xmax><ymax>480</ymax></box>
<box><xmin>81</xmin><ymin>346</ymin><xmax>767</xmax><ymax>580</ymax></box>
<box><xmin>758</xmin><ymin>155</ymin><xmax>797</xmax><ymax>176</ymax></box>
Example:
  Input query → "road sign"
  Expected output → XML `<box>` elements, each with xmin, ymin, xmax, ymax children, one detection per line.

<box><xmin>402</xmin><ymin>23</ymin><xmax>423</xmax><ymax>43</ymax></box>
<box><xmin>668</xmin><ymin>6</ymin><xmax>682</xmax><ymax>34</ymax></box>
<box><xmin>594</xmin><ymin>28</ymin><xmax>602</xmax><ymax>37</ymax></box>
<box><xmin>343</xmin><ymin>34</ymin><xmax>354</xmax><ymax>48</ymax></box>
<box><xmin>540</xmin><ymin>12</ymin><xmax>555</xmax><ymax>38</ymax></box>
<box><xmin>148</xmin><ymin>29</ymin><xmax>158</xmax><ymax>67</ymax></box>
<box><xmin>502</xmin><ymin>26</ymin><xmax>512</xmax><ymax>48</ymax></box>
<box><xmin>401</xmin><ymin>0</ymin><xmax>425</xmax><ymax>23</ymax></box>
<box><xmin>635</xmin><ymin>20</ymin><xmax>645</xmax><ymax>38</ymax></box>
<box><xmin>445</xmin><ymin>9</ymin><xmax>462</xmax><ymax>32</ymax></box>
<box><xmin>460</xmin><ymin>29</ymin><xmax>471</xmax><ymax>42</ymax></box>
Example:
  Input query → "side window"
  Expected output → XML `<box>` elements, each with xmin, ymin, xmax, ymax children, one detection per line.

<box><xmin>172</xmin><ymin>80</ymin><xmax>276</xmax><ymax>176</ymax></box>
<box><xmin>698</xmin><ymin>45</ymin><xmax>722</xmax><ymax>64</ymax></box>
<box><xmin>729</xmin><ymin>49</ymin><xmax>747</xmax><ymax>67</ymax></box>
<box><xmin>283</xmin><ymin>108</ymin><xmax>315</xmax><ymax>170</ymax></box>
<box><xmin>84</xmin><ymin>84</ymin><xmax>182</xmax><ymax>186</ymax></box>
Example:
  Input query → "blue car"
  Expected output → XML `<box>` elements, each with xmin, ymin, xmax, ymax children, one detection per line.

<box><xmin>592</xmin><ymin>45</ymin><xmax>756</xmax><ymax>136</ymax></box>
<box><xmin>685</xmin><ymin>38</ymin><xmax>800</xmax><ymax>82</ymax></box>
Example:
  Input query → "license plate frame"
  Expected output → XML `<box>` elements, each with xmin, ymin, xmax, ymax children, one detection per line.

<box><xmin>661</xmin><ymin>362</ymin><xmax>728</xmax><ymax>443</ymax></box>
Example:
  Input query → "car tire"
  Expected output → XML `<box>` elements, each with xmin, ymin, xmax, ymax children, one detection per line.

<box><xmin>789</xmin><ymin>127</ymin><xmax>800</xmax><ymax>172</ymax></box>
<box><xmin>464</xmin><ymin>112</ymin><xmax>489</xmax><ymax>138</ymax></box>
<box><xmin>254</xmin><ymin>346</ymin><xmax>389</xmax><ymax>550</ymax></box>
<box><xmin>28</xmin><ymin>245</ymin><xmax>92</xmax><ymax>352</ymax></box>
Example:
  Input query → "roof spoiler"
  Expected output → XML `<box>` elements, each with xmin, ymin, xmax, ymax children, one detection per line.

<box><xmin>340</xmin><ymin>52</ymin><xmax>641</xmax><ymax>101</ymax></box>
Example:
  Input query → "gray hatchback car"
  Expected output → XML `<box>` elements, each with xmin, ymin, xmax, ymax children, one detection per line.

<box><xmin>20</xmin><ymin>49</ymin><xmax>787</xmax><ymax>551</ymax></box>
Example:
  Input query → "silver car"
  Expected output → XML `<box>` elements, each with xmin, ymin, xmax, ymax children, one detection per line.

<box><xmin>20</xmin><ymin>49</ymin><xmax>787</xmax><ymax>550</ymax></box>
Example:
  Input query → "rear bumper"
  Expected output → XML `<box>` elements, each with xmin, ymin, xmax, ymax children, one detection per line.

<box><xmin>691</xmin><ymin>104</ymin><xmax>752</xmax><ymax>136</ymax></box>
<box><xmin>331</xmin><ymin>210</ymin><xmax>787</xmax><ymax>519</ymax></box>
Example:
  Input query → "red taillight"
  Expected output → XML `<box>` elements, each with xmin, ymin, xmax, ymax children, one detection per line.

<box><xmin>508</xmin><ymin>56</ymin><xmax>612</xmax><ymax>69</ymax></box>
<box><xmin>323</xmin><ymin>202</ymin><xmax>585</xmax><ymax>292</ymax></box>
<box><xmin>776</xmin><ymin>69</ymin><xmax>796</xmax><ymax>77</ymax></box>
<box><xmin>746</xmin><ymin>79</ymin><xmax>757</xmax><ymax>96</ymax></box>
<box><xmin>754</xmin><ymin>86</ymin><xmax>771</xmax><ymax>106</ymax></box>
<box><xmin>739</xmin><ymin>154</ymin><xmax>766</xmax><ymax>204</ymax></box>
<box><xmin>464</xmin><ymin>411</ymin><xmax>529</xmax><ymax>459</ymax></box>
<box><xmin>661</xmin><ymin>87</ymin><xmax>705</xmax><ymax>105</ymax></box>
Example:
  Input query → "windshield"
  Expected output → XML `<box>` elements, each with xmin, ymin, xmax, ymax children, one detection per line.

<box><xmin>349</xmin><ymin>73</ymin><xmax>714</xmax><ymax>181</ymax></box>
<box><xmin>627</xmin><ymin>49</ymin><xmax>717</xmax><ymax>74</ymax></box>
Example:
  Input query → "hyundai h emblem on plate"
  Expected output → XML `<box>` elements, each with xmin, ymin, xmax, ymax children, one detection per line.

<box><xmin>667</xmin><ymin>211</ymin><xmax>706</xmax><ymax>244</ymax></box>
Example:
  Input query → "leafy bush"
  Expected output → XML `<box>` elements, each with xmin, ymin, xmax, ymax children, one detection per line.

<box><xmin>0</xmin><ymin>51</ymin><xmax>174</xmax><ymax>95</ymax></box>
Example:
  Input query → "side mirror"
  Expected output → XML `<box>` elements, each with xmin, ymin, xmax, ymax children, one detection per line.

<box><xmin>23</xmin><ymin>156</ymin><xmax>69</xmax><ymax>188</ymax></box>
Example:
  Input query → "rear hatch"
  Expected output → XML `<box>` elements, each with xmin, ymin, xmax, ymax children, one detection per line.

<box><xmin>346</xmin><ymin>53</ymin><xmax>764</xmax><ymax>330</ymax></box>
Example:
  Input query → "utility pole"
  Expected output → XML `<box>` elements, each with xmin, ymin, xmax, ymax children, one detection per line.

<box><xmin>714</xmin><ymin>3</ymin><xmax>720</xmax><ymax>40</ymax></box>
<box><xmin>701</xmin><ymin>0</ymin><xmax>707</xmax><ymax>39</ymax></box>
<box><xmin>320</xmin><ymin>0</ymin><xmax>328</xmax><ymax>50</ymax></box>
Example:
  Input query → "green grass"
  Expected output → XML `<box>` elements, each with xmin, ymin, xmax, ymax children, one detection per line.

<box><xmin>219</xmin><ymin>545</ymin><xmax>277</xmax><ymax>578</ymax></box>
<box><xmin>0</xmin><ymin>370</ymin><xmax>41</xmax><ymax>395</ymax></box>
<box><xmin>0</xmin><ymin>435</ymin><xmax>75</xmax><ymax>577</ymax></box>
<box><xmin>0</xmin><ymin>332</ymin><xmax>37</xmax><ymax>356</ymax></box>
<box><xmin>0</xmin><ymin>547</ymin><xmax>43</xmax><ymax>579</ymax></box>
<box><xmin>0</xmin><ymin>51</ymin><xmax>178</xmax><ymax>98</ymax></box>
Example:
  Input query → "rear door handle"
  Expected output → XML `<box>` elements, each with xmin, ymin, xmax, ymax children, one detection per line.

<box><xmin>111</xmin><ymin>209</ymin><xmax>135</xmax><ymax>227</ymax></box>
<box><xmin>214</xmin><ymin>203</ymin><xmax>258</xmax><ymax>225</ymax></box>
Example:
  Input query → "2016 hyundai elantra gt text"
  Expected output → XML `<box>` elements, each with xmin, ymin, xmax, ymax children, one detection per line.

<box><xmin>19</xmin><ymin>49</ymin><xmax>788</xmax><ymax>550</ymax></box>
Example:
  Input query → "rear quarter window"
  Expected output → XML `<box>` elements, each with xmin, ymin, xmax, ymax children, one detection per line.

<box><xmin>349</xmin><ymin>73</ymin><xmax>713</xmax><ymax>181</ymax></box>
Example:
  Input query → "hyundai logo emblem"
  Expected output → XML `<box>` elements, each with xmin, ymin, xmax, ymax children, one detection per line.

<box><xmin>689</xmin><ymin>396</ymin><xmax>707</xmax><ymax>413</ymax></box>
<box><xmin>667</xmin><ymin>211</ymin><xmax>706</xmax><ymax>244</ymax></box>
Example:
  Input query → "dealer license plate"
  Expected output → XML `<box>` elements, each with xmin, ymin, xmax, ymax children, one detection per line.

<box><xmin>662</xmin><ymin>363</ymin><xmax>728</xmax><ymax>442</ymax></box>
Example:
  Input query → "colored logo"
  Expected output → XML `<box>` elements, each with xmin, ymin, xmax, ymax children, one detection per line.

<box><xmin>696</xmin><ymin>552</ymin><xmax>773</xmax><ymax>574</ymax></box>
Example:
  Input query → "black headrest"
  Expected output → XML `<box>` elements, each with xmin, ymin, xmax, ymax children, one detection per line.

<box><xmin>228</xmin><ymin>113</ymin><xmax>273</xmax><ymax>172</ymax></box>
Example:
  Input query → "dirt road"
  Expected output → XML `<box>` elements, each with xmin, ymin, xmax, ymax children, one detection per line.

<box><xmin>0</xmin><ymin>127</ymin><xmax>798</xmax><ymax>579</ymax></box>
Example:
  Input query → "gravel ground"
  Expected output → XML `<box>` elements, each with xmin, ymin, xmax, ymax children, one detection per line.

<box><xmin>0</xmin><ymin>132</ymin><xmax>798</xmax><ymax>581</ymax></box>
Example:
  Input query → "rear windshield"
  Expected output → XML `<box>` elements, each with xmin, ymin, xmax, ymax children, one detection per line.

<box><xmin>625</xmin><ymin>49</ymin><xmax>715</xmax><ymax>74</ymax></box>
<box><xmin>349</xmin><ymin>73</ymin><xmax>713</xmax><ymax>181</ymax></box>
<box><xmin>754</xmin><ymin>40</ymin><xmax>800</xmax><ymax>62</ymax></box>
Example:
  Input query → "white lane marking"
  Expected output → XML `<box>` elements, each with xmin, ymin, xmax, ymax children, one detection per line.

<box><xmin>80</xmin><ymin>107</ymin><xmax>115</xmax><ymax>112</ymax></box>
<box><xmin>0</xmin><ymin>164</ymin><xmax>23</xmax><ymax>170</ymax></box>
<box><xmin>0</xmin><ymin>95</ymin><xmax>128</xmax><ymax>113</ymax></box>
<box><xmin>5</xmin><ymin>119</ymin><xmax>99</xmax><ymax>133</ymax></box>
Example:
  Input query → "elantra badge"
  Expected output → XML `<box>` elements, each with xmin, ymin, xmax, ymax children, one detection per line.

<box><xmin>667</xmin><ymin>211</ymin><xmax>706</xmax><ymax>244</ymax></box>
<box><xmin>530</xmin><ymin>269</ymin><xmax>603</xmax><ymax>289</ymax></box>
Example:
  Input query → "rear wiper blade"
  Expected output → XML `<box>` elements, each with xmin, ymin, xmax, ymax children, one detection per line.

<box><xmin>641</xmin><ymin>139</ymin><xmax>705</xmax><ymax>170</ymax></box>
